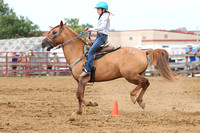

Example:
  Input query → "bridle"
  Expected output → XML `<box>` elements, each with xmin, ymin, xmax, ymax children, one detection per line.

<box><xmin>46</xmin><ymin>25</ymin><xmax>65</xmax><ymax>48</ymax></box>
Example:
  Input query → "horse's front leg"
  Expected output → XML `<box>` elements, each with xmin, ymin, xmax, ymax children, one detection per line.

<box><xmin>76</xmin><ymin>82</ymin><xmax>84</xmax><ymax>115</ymax></box>
<box><xmin>75</xmin><ymin>77</ymin><xmax>98</xmax><ymax>115</ymax></box>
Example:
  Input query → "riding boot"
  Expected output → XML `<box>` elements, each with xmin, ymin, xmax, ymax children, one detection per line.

<box><xmin>80</xmin><ymin>68</ymin><xmax>91</xmax><ymax>77</ymax></box>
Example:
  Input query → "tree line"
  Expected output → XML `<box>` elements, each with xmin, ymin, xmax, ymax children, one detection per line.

<box><xmin>0</xmin><ymin>0</ymin><xmax>93</xmax><ymax>39</ymax></box>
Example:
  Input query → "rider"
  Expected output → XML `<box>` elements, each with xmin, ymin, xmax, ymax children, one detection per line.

<box><xmin>80</xmin><ymin>1</ymin><xmax>111</xmax><ymax>77</ymax></box>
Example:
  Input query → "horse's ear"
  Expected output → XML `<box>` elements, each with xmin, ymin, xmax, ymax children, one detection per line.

<box><xmin>60</xmin><ymin>21</ymin><xmax>63</xmax><ymax>27</ymax></box>
<box><xmin>64</xmin><ymin>22</ymin><xmax>67</xmax><ymax>26</ymax></box>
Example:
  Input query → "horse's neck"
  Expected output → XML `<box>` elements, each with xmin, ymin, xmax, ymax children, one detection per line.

<box><xmin>62</xmin><ymin>30</ymin><xmax>85</xmax><ymax>66</ymax></box>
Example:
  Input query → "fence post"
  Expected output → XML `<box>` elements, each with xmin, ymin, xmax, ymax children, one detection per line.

<box><xmin>25</xmin><ymin>54</ymin><xmax>28</xmax><ymax>77</ymax></box>
<box><xmin>46</xmin><ymin>52</ymin><xmax>48</xmax><ymax>76</ymax></box>
<box><xmin>28</xmin><ymin>53</ymin><xmax>30</xmax><ymax>77</ymax></box>
<box><xmin>66</xmin><ymin>61</ymin><xmax>69</xmax><ymax>75</ymax></box>
<box><xmin>184</xmin><ymin>54</ymin><xmax>188</xmax><ymax>77</ymax></box>
<box><xmin>39</xmin><ymin>53</ymin><xmax>41</xmax><ymax>77</ymax></box>
<box><xmin>20</xmin><ymin>52</ymin><xmax>22</xmax><ymax>78</ymax></box>
<box><xmin>6</xmin><ymin>52</ymin><xmax>8</xmax><ymax>76</ymax></box>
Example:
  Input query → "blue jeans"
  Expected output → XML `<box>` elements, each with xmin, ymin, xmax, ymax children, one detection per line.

<box><xmin>85</xmin><ymin>34</ymin><xmax>107</xmax><ymax>73</ymax></box>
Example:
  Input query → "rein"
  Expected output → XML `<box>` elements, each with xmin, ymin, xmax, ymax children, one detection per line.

<box><xmin>53</xmin><ymin>30</ymin><xmax>90</xmax><ymax>50</ymax></box>
<box><xmin>48</xmin><ymin>26</ymin><xmax>91</xmax><ymax>70</ymax></box>
<box><xmin>52</xmin><ymin>29</ymin><xmax>91</xmax><ymax>70</ymax></box>
<box><xmin>65</xmin><ymin>31</ymin><xmax>90</xmax><ymax>70</ymax></box>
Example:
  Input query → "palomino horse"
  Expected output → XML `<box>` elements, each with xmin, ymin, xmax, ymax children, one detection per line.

<box><xmin>41</xmin><ymin>21</ymin><xmax>176</xmax><ymax>115</ymax></box>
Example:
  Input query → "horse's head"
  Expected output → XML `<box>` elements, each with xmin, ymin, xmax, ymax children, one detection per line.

<box><xmin>41</xmin><ymin>21</ymin><xmax>66</xmax><ymax>51</ymax></box>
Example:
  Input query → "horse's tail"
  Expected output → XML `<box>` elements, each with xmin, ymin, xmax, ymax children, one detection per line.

<box><xmin>146</xmin><ymin>49</ymin><xmax>177</xmax><ymax>81</ymax></box>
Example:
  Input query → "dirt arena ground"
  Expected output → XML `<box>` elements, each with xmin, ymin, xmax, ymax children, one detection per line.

<box><xmin>0</xmin><ymin>76</ymin><xmax>199</xmax><ymax>133</ymax></box>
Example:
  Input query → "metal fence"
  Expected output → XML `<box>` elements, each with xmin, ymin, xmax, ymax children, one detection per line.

<box><xmin>0</xmin><ymin>52</ymin><xmax>200</xmax><ymax>77</ymax></box>
<box><xmin>0</xmin><ymin>52</ymin><xmax>71</xmax><ymax>77</ymax></box>
<box><xmin>169</xmin><ymin>54</ymin><xmax>200</xmax><ymax>77</ymax></box>
<box><xmin>145</xmin><ymin>54</ymin><xmax>200</xmax><ymax>77</ymax></box>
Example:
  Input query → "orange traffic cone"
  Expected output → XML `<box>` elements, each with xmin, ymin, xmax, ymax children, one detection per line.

<box><xmin>109</xmin><ymin>101</ymin><xmax>119</xmax><ymax>116</ymax></box>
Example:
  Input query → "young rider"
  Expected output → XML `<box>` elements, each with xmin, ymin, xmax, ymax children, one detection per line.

<box><xmin>80</xmin><ymin>1</ymin><xmax>111</xmax><ymax>77</ymax></box>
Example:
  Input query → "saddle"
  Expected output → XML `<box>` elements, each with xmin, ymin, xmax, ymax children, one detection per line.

<box><xmin>84</xmin><ymin>40</ymin><xmax>120</xmax><ymax>60</ymax></box>
<box><xmin>83</xmin><ymin>40</ymin><xmax>121</xmax><ymax>83</ymax></box>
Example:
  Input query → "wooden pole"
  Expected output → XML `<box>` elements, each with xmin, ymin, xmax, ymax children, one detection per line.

<box><xmin>184</xmin><ymin>54</ymin><xmax>188</xmax><ymax>77</ymax></box>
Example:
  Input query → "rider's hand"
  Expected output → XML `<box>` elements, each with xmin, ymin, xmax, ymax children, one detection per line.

<box><xmin>88</xmin><ymin>28</ymin><xmax>92</xmax><ymax>32</ymax></box>
<box><xmin>85</xmin><ymin>27</ymin><xmax>92</xmax><ymax>32</ymax></box>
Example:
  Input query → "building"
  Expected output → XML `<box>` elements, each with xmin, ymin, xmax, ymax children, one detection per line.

<box><xmin>108</xmin><ymin>29</ymin><xmax>199</xmax><ymax>48</ymax></box>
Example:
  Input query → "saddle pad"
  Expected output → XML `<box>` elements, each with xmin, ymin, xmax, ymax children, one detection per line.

<box><xmin>94</xmin><ymin>46</ymin><xmax>121</xmax><ymax>60</ymax></box>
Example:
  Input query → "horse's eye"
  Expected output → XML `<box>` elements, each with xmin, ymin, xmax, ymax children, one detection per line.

<box><xmin>53</xmin><ymin>31</ymin><xmax>56</xmax><ymax>34</ymax></box>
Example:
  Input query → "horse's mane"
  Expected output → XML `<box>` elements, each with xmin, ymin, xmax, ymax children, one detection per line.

<box><xmin>65</xmin><ymin>26</ymin><xmax>86</xmax><ymax>44</ymax></box>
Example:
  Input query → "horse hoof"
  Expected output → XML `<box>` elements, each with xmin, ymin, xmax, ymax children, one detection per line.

<box><xmin>71</xmin><ymin>111</ymin><xmax>82</xmax><ymax>116</ymax></box>
<box><xmin>89</xmin><ymin>100</ymin><xmax>98</xmax><ymax>106</ymax></box>
<box><xmin>130</xmin><ymin>95</ymin><xmax>137</xmax><ymax>103</ymax></box>
<box><xmin>93</xmin><ymin>101</ymin><xmax>98</xmax><ymax>106</ymax></box>
<box><xmin>71</xmin><ymin>112</ymin><xmax>77</xmax><ymax>116</ymax></box>
<box><xmin>133</xmin><ymin>98</ymin><xmax>137</xmax><ymax>104</ymax></box>
<box><xmin>140</xmin><ymin>102</ymin><xmax>145</xmax><ymax>109</ymax></box>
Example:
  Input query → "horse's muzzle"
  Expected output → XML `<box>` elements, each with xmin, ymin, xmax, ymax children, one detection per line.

<box><xmin>41</xmin><ymin>42</ymin><xmax>53</xmax><ymax>51</ymax></box>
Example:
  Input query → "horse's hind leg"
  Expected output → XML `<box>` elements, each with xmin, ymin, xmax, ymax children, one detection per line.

<box><xmin>136</xmin><ymin>76</ymin><xmax>150</xmax><ymax>109</ymax></box>
<box><xmin>126</xmin><ymin>74</ymin><xmax>150</xmax><ymax>109</ymax></box>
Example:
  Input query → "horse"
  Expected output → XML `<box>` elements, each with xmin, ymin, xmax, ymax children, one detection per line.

<box><xmin>41</xmin><ymin>21</ymin><xmax>176</xmax><ymax>115</ymax></box>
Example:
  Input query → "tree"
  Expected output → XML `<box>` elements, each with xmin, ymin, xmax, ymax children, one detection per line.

<box><xmin>64</xmin><ymin>18</ymin><xmax>93</xmax><ymax>41</ymax></box>
<box><xmin>0</xmin><ymin>0</ymin><xmax>42</xmax><ymax>39</ymax></box>
<box><xmin>64</xmin><ymin>18</ymin><xmax>93</xmax><ymax>34</ymax></box>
